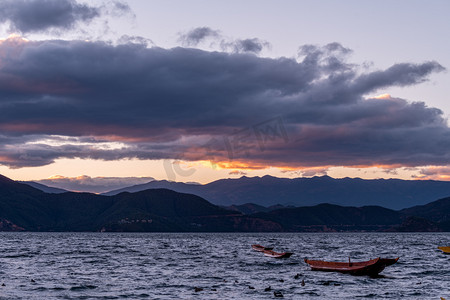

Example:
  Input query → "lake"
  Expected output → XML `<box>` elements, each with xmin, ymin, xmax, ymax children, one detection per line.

<box><xmin>0</xmin><ymin>232</ymin><xmax>449</xmax><ymax>299</ymax></box>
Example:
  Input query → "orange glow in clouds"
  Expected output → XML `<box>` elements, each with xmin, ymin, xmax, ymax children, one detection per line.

<box><xmin>372</xmin><ymin>93</ymin><xmax>392</xmax><ymax>100</ymax></box>
<box><xmin>0</xmin><ymin>34</ymin><xmax>29</xmax><ymax>43</ymax></box>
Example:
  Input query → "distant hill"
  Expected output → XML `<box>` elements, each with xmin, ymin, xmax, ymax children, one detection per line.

<box><xmin>400</xmin><ymin>196</ymin><xmax>450</xmax><ymax>222</ymax></box>
<box><xmin>0</xmin><ymin>175</ymin><xmax>53</xmax><ymax>230</ymax></box>
<box><xmin>250</xmin><ymin>204</ymin><xmax>402</xmax><ymax>232</ymax></box>
<box><xmin>21</xmin><ymin>181</ymin><xmax>67</xmax><ymax>194</ymax></box>
<box><xmin>399</xmin><ymin>196</ymin><xmax>450</xmax><ymax>231</ymax></box>
<box><xmin>224</xmin><ymin>203</ymin><xmax>293</xmax><ymax>215</ymax></box>
<box><xmin>2</xmin><ymin>174</ymin><xmax>450</xmax><ymax>232</ymax></box>
<box><xmin>102</xmin><ymin>175</ymin><xmax>450</xmax><ymax>210</ymax></box>
<box><xmin>0</xmin><ymin>175</ymin><xmax>281</xmax><ymax>232</ymax></box>
<box><xmin>235</xmin><ymin>199</ymin><xmax>450</xmax><ymax>232</ymax></box>
<box><xmin>102</xmin><ymin>180</ymin><xmax>192</xmax><ymax>196</ymax></box>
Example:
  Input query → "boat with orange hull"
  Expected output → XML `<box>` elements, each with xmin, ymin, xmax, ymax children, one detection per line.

<box><xmin>304</xmin><ymin>257</ymin><xmax>399</xmax><ymax>276</ymax></box>
<box><xmin>251</xmin><ymin>244</ymin><xmax>273</xmax><ymax>252</ymax></box>
<box><xmin>263</xmin><ymin>249</ymin><xmax>293</xmax><ymax>259</ymax></box>
<box><xmin>438</xmin><ymin>246</ymin><xmax>450</xmax><ymax>254</ymax></box>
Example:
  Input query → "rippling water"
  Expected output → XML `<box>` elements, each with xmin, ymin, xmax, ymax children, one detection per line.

<box><xmin>0</xmin><ymin>232</ymin><xmax>449</xmax><ymax>299</ymax></box>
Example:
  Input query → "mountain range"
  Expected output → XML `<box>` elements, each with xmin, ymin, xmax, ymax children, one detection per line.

<box><xmin>1</xmin><ymin>174</ymin><xmax>450</xmax><ymax>232</ymax></box>
<box><xmin>0</xmin><ymin>174</ymin><xmax>277</xmax><ymax>232</ymax></box>
<box><xmin>20</xmin><ymin>181</ymin><xmax>68</xmax><ymax>194</ymax></box>
<box><xmin>100</xmin><ymin>175</ymin><xmax>450</xmax><ymax>210</ymax></box>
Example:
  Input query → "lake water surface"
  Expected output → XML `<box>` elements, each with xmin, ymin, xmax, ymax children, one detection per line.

<box><xmin>0</xmin><ymin>232</ymin><xmax>449</xmax><ymax>299</ymax></box>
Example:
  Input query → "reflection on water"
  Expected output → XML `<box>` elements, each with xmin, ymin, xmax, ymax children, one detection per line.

<box><xmin>0</xmin><ymin>232</ymin><xmax>449</xmax><ymax>299</ymax></box>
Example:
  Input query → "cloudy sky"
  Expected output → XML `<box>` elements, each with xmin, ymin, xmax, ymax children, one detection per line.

<box><xmin>0</xmin><ymin>0</ymin><xmax>449</xmax><ymax>191</ymax></box>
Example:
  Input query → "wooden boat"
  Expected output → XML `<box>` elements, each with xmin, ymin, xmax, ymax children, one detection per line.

<box><xmin>438</xmin><ymin>246</ymin><xmax>450</xmax><ymax>254</ymax></box>
<box><xmin>263</xmin><ymin>249</ymin><xmax>293</xmax><ymax>258</ymax></box>
<box><xmin>304</xmin><ymin>257</ymin><xmax>399</xmax><ymax>276</ymax></box>
<box><xmin>251</xmin><ymin>244</ymin><xmax>273</xmax><ymax>252</ymax></box>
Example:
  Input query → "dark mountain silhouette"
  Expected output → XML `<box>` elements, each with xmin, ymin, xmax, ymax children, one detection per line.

<box><xmin>250</xmin><ymin>204</ymin><xmax>402</xmax><ymax>232</ymax></box>
<box><xmin>0</xmin><ymin>175</ymin><xmax>52</xmax><ymax>230</ymax></box>
<box><xmin>390</xmin><ymin>216</ymin><xmax>442</xmax><ymax>232</ymax></box>
<box><xmin>102</xmin><ymin>175</ymin><xmax>450</xmax><ymax>210</ymax></box>
<box><xmin>97</xmin><ymin>189</ymin><xmax>243</xmax><ymax>232</ymax></box>
<box><xmin>224</xmin><ymin>203</ymin><xmax>293</xmax><ymax>214</ymax></box>
<box><xmin>0</xmin><ymin>175</ymin><xmax>280</xmax><ymax>232</ymax></box>
<box><xmin>399</xmin><ymin>196</ymin><xmax>450</xmax><ymax>231</ymax></box>
<box><xmin>400</xmin><ymin>196</ymin><xmax>450</xmax><ymax>222</ymax></box>
<box><xmin>1</xmin><ymin>174</ymin><xmax>450</xmax><ymax>232</ymax></box>
<box><xmin>21</xmin><ymin>181</ymin><xmax>67</xmax><ymax>194</ymax></box>
<box><xmin>102</xmin><ymin>180</ymin><xmax>195</xmax><ymax>196</ymax></box>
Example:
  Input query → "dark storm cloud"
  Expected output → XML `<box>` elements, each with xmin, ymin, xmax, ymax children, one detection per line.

<box><xmin>0</xmin><ymin>140</ymin><xmax>159</xmax><ymax>168</ymax></box>
<box><xmin>178</xmin><ymin>27</ymin><xmax>220</xmax><ymax>46</ymax></box>
<box><xmin>353</xmin><ymin>61</ymin><xmax>445</xmax><ymax>94</ymax></box>
<box><xmin>0</xmin><ymin>38</ymin><xmax>448</xmax><ymax>169</ymax></box>
<box><xmin>0</xmin><ymin>0</ymin><xmax>131</xmax><ymax>33</ymax></box>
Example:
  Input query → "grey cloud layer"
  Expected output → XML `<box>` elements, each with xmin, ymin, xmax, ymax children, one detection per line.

<box><xmin>221</xmin><ymin>38</ymin><xmax>270</xmax><ymax>54</ymax></box>
<box><xmin>0</xmin><ymin>37</ymin><xmax>448</xmax><ymax>168</ymax></box>
<box><xmin>179</xmin><ymin>27</ymin><xmax>270</xmax><ymax>53</ymax></box>
<box><xmin>179</xmin><ymin>27</ymin><xmax>220</xmax><ymax>46</ymax></box>
<box><xmin>0</xmin><ymin>0</ymin><xmax>131</xmax><ymax>33</ymax></box>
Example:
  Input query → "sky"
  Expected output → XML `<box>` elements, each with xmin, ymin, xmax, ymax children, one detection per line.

<box><xmin>0</xmin><ymin>0</ymin><xmax>450</xmax><ymax>192</ymax></box>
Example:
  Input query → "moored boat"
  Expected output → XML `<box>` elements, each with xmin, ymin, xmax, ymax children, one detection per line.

<box><xmin>438</xmin><ymin>246</ymin><xmax>450</xmax><ymax>254</ymax></box>
<box><xmin>263</xmin><ymin>249</ymin><xmax>293</xmax><ymax>259</ymax></box>
<box><xmin>304</xmin><ymin>257</ymin><xmax>399</xmax><ymax>276</ymax></box>
<box><xmin>251</xmin><ymin>244</ymin><xmax>273</xmax><ymax>252</ymax></box>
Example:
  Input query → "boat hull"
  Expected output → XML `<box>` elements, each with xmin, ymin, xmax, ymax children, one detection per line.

<box><xmin>251</xmin><ymin>244</ymin><xmax>273</xmax><ymax>252</ymax></box>
<box><xmin>263</xmin><ymin>250</ymin><xmax>293</xmax><ymax>259</ymax></box>
<box><xmin>438</xmin><ymin>246</ymin><xmax>450</xmax><ymax>254</ymax></box>
<box><xmin>304</xmin><ymin>257</ymin><xmax>399</xmax><ymax>276</ymax></box>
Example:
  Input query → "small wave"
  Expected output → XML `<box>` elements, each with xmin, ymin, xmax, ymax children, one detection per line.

<box><xmin>70</xmin><ymin>284</ymin><xmax>98</xmax><ymax>291</ymax></box>
<box><xmin>356</xmin><ymin>293</ymin><xmax>378</xmax><ymax>298</ymax></box>
<box><xmin>297</xmin><ymin>291</ymin><xmax>320</xmax><ymax>296</ymax></box>
<box><xmin>3</xmin><ymin>254</ymin><xmax>33</xmax><ymax>258</ymax></box>
<box><xmin>118</xmin><ymin>293</ymin><xmax>150</xmax><ymax>298</ymax></box>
